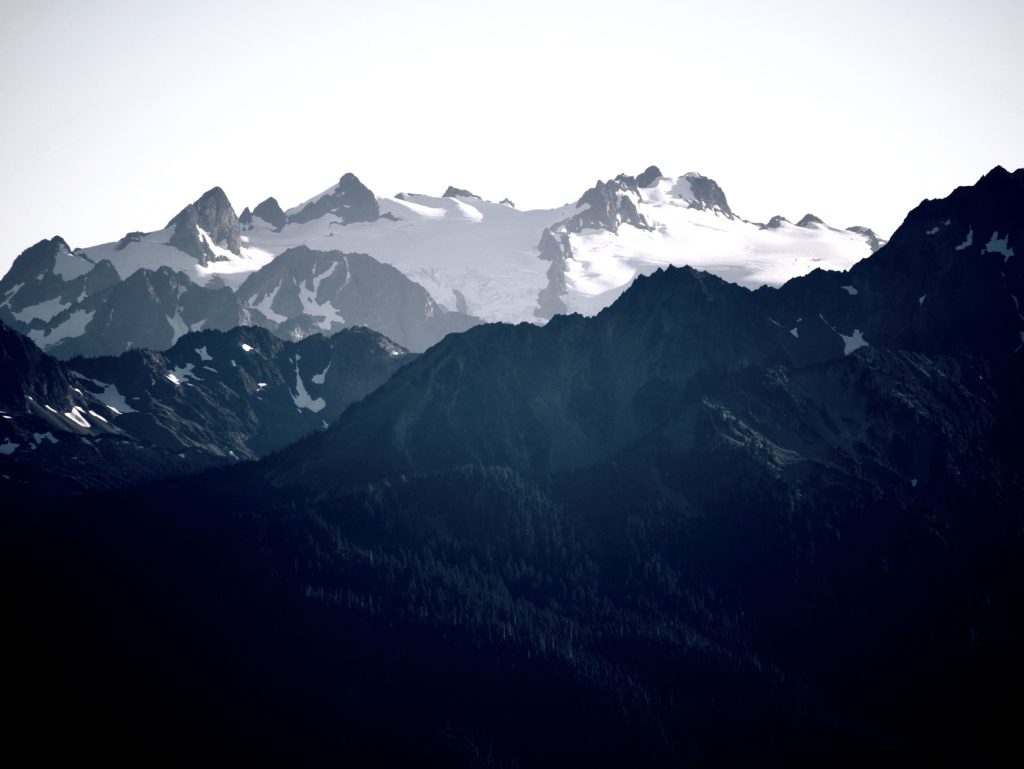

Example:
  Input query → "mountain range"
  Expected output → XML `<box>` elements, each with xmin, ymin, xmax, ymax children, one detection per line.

<box><xmin>1</xmin><ymin>166</ymin><xmax>1021</xmax><ymax>768</ymax></box>
<box><xmin>0</xmin><ymin>167</ymin><xmax>881</xmax><ymax>359</ymax></box>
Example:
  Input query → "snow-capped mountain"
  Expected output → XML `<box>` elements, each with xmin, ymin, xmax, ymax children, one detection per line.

<box><xmin>0</xmin><ymin>167</ymin><xmax>883</xmax><ymax>359</ymax></box>
<box><xmin>241</xmin><ymin>167</ymin><xmax>882</xmax><ymax>322</ymax></box>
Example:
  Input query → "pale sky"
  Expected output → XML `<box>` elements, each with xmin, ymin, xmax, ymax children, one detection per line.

<box><xmin>1</xmin><ymin>0</ymin><xmax>1021</xmax><ymax>276</ymax></box>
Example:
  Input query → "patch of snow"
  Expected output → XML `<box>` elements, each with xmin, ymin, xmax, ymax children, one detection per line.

<box><xmin>252</xmin><ymin>282</ymin><xmax>288</xmax><ymax>323</ymax></box>
<box><xmin>911</xmin><ymin>478</ymin><xmax>918</xmax><ymax>488</ymax></box>
<box><xmin>0</xmin><ymin>441</ymin><xmax>19</xmax><ymax>455</ymax></box>
<box><xmin>954</xmin><ymin>228</ymin><xmax>974</xmax><ymax>251</ymax></box>
<box><xmin>71</xmin><ymin>376</ymin><xmax>136</xmax><ymax>415</ymax></box>
<box><xmin>33</xmin><ymin>432</ymin><xmax>58</xmax><ymax>446</ymax></box>
<box><xmin>64</xmin><ymin>406</ymin><xmax>91</xmax><ymax>429</ymax></box>
<box><xmin>312</xmin><ymin>261</ymin><xmax>338</xmax><ymax>294</ymax></box>
<box><xmin>241</xmin><ymin>343</ymin><xmax>254</xmax><ymax>352</ymax></box>
<box><xmin>167</xmin><ymin>311</ymin><xmax>190</xmax><ymax>344</ymax></box>
<box><xmin>918</xmin><ymin>294</ymin><xmax>927</xmax><ymax>305</ymax></box>
<box><xmin>790</xmin><ymin>327</ymin><xmax>799</xmax><ymax>338</ymax></box>
<box><xmin>196</xmin><ymin>346</ymin><xmax>213</xmax><ymax>361</ymax></box>
<box><xmin>28</xmin><ymin>308</ymin><xmax>94</xmax><ymax>346</ymax></box>
<box><xmin>840</xmin><ymin>329</ymin><xmax>869</xmax><ymax>355</ymax></box>
<box><xmin>13</xmin><ymin>296</ymin><xmax>70</xmax><ymax>323</ymax></box>
<box><xmin>291</xmin><ymin>355</ymin><xmax>326</xmax><ymax>413</ymax></box>
<box><xmin>171</xmin><ymin>362</ymin><xmax>198</xmax><ymax>383</ymax></box>
<box><xmin>983</xmin><ymin>231</ymin><xmax>1014</xmax><ymax>261</ymax></box>
<box><xmin>311</xmin><ymin>361</ymin><xmax>331</xmax><ymax>385</ymax></box>
<box><xmin>87</xmin><ymin>409</ymin><xmax>109</xmax><ymax>424</ymax></box>
<box><xmin>298</xmin><ymin>277</ymin><xmax>345</xmax><ymax>331</ymax></box>
<box><xmin>388</xmin><ymin>196</ymin><xmax>448</xmax><ymax>219</ymax></box>
<box><xmin>926</xmin><ymin>226</ymin><xmax>940</xmax><ymax>235</ymax></box>
<box><xmin>841</xmin><ymin>285</ymin><xmax>858</xmax><ymax>295</ymax></box>
<box><xmin>202</xmin><ymin>365</ymin><xmax>218</xmax><ymax>373</ymax></box>
<box><xmin>51</xmin><ymin>244</ymin><xmax>95</xmax><ymax>280</ymax></box>
<box><xmin>165</xmin><ymin>372</ymin><xmax>182</xmax><ymax>386</ymax></box>
<box><xmin>44</xmin><ymin>405</ymin><xmax>58</xmax><ymax>414</ymax></box>
<box><xmin>0</xmin><ymin>282</ymin><xmax>24</xmax><ymax>307</ymax></box>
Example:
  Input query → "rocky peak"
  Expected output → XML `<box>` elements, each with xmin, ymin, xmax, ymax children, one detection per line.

<box><xmin>636</xmin><ymin>165</ymin><xmax>663</xmax><ymax>188</ymax></box>
<box><xmin>166</xmin><ymin>186</ymin><xmax>241</xmax><ymax>265</ymax></box>
<box><xmin>193</xmin><ymin>187</ymin><xmax>241</xmax><ymax>253</ymax></box>
<box><xmin>796</xmin><ymin>213</ymin><xmax>825</xmax><ymax>228</ymax></box>
<box><xmin>846</xmin><ymin>226</ymin><xmax>885</xmax><ymax>252</ymax></box>
<box><xmin>574</xmin><ymin>178</ymin><xmax>649</xmax><ymax>233</ymax></box>
<box><xmin>675</xmin><ymin>172</ymin><xmax>735</xmax><ymax>218</ymax></box>
<box><xmin>534</xmin><ymin>175</ymin><xmax>654</xmax><ymax>319</ymax></box>
<box><xmin>761</xmin><ymin>215</ymin><xmax>790</xmax><ymax>230</ymax></box>
<box><xmin>0</xmin><ymin>237</ymin><xmax>70</xmax><ymax>286</ymax></box>
<box><xmin>289</xmin><ymin>173</ymin><xmax>380</xmax><ymax>225</ymax></box>
<box><xmin>252</xmin><ymin>197</ymin><xmax>287</xmax><ymax>230</ymax></box>
<box><xmin>443</xmin><ymin>186</ymin><xmax>480</xmax><ymax>199</ymax></box>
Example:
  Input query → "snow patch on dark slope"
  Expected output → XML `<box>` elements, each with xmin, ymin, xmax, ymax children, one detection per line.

<box><xmin>0</xmin><ymin>319</ymin><xmax>412</xmax><ymax>491</ymax></box>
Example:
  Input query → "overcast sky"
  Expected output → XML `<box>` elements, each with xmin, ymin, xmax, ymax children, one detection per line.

<box><xmin>0</xmin><ymin>0</ymin><xmax>1021</xmax><ymax>275</ymax></box>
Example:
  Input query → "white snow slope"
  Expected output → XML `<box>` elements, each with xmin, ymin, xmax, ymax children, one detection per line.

<box><xmin>1</xmin><ymin>169</ymin><xmax>882</xmax><ymax>348</ymax></box>
<box><xmin>239</xmin><ymin>172</ymin><xmax>877</xmax><ymax>322</ymax></box>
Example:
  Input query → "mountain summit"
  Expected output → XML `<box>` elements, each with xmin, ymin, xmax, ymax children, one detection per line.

<box><xmin>288</xmin><ymin>172</ymin><xmax>380</xmax><ymax>225</ymax></box>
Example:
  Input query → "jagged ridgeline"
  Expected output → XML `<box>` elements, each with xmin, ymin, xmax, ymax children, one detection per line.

<box><xmin>2</xmin><ymin>168</ymin><xmax>1021</xmax><ymax>767</ymax></box>
<box><xmin>0</xmin><ymin>166</ymin><xmax>883</xmax><ymax>361</ymax></box>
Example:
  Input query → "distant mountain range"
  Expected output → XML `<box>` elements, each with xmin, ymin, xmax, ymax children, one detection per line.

<box><xmin>0</xmin><ymin>167</ymin><xmax>881</xmax><ymax>359</ymax></box>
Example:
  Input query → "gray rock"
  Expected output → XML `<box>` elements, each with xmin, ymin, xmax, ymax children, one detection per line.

<box><xmin>443</xmin><ymin>186</ymin><xmax>479</xmax><ymax>199</ymax></box>
<box><xmin>253</xmin><ymin>197</ymin><xmax>287</xmax><ymax>230</ymax></box>
<box><xmin>289</xmin><ymin>173</ymin><xmax>380</xmax><ymax>225</ymax></box>
<box><xmin>760</xmin><ymin>215</ymin><xmax>791</xmax><ymax>230</ymax></box>
<box><xmin>534</xmin><ymin>176</ymin><xmax>652</xmax><ymax>318</ymax></box>
<box><xmin>636</xmin><ymin>165</ymin><xmax>663</xmax><ymax>188</ymax></box>
<box><xmin>846</xmin><ymin>226</ymin><xmax>886</xmax><ymax>252</ymax></box>
<box><xmin>166</xmin><ymin>186</ymin><xmax>242</xmax><ymax>264</ymax></box>
<box><xmin>681</xmin><ymin>173</ymin><xmax>735</xmax><ymax>218</ymax></box>
<box><xmin>796</xmin><ymin>213</ymin><xmax>825</xmax><ymax>228</ymax></box>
